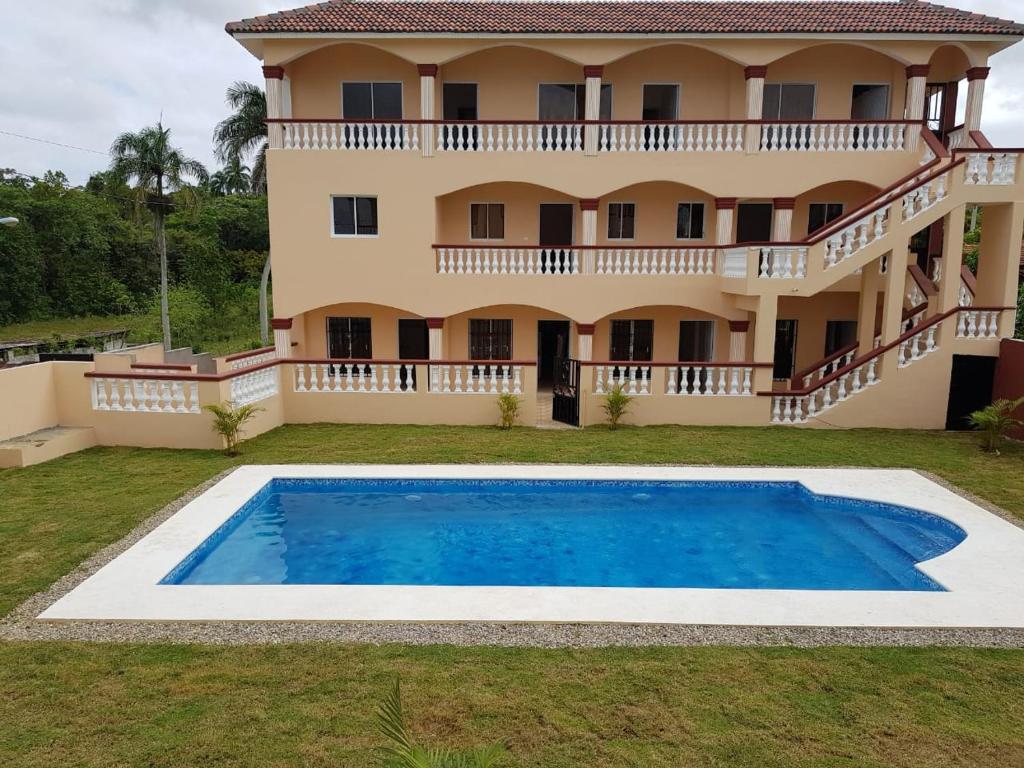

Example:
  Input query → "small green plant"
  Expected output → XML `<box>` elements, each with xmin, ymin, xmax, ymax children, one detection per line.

<box><xmin>203</xmin><ymin>401</ymin><xmax>262</xmax><ymax>456</ymax></box>
<box><xmin>496</xmin><ymin>393</ymin><xmax>520</xmax><ymax>429</ymax></box>
<box><xmin>377</xmin><ymin>679</ymin><xmax>507</xmax><ymax>768</ymax></box>
<box><xmin>968</xmin><ymin>397</ymin><xmax>1024</xmax><ymax>453</ymax></box>
<box><xmin>602</xmin><ymin>384</ymin><xmax>633</xmax><ymax>430</ymax></box>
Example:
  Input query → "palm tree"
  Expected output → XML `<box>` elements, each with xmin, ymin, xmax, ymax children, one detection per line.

<box><xmin>214</xmin><ymin>81</ymin><xmax>272</xmax><ymax>343</ymax></box>
<box><xmin>222</xmin><ymin>157</ymin><xmax>252</xmax><ymax>195</ymax></box>
<box><xmin>208</xmin><ymin>170</ymin><xmax>230</xmax><ymax>196</ymax></box>
<box><xmin>110</xmin><ymin>123</ymin><xmax>208</xmax><ymax>350</ymax></box>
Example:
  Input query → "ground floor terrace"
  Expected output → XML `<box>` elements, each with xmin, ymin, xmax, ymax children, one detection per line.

<box><xmin>2</xmin><ymin>425</ymin><xmax>1024</xmax><ymax>766</ymax></box>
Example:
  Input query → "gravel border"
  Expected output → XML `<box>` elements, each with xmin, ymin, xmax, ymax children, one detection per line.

<box><xmin>3</xmin><ymin>465</ymin><xmax>1024</xmax><ymax>648</ymax></box>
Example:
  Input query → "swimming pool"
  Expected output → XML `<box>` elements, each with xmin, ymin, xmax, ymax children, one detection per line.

<box><xmin>40</xmin><ymin>466</ymin><xmax>1024</xmax><ymax>628</ymax></box>
<box><xmin>161</xmin><ymin>478</ymin><xmax>964</xmax><ymax>591</ymax></box>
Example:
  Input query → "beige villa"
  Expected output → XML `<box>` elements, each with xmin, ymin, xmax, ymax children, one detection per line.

<box><xmin>3</xmin><ymin>0</ymin><xmax>1024</xmax><ymax>462</ymax></box>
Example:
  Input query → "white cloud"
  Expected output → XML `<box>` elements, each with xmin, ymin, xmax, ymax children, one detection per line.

<box><xmin>1</xmin><ymin>0</ymin><xmax>1022</xmax><ymax>184</ymax></box>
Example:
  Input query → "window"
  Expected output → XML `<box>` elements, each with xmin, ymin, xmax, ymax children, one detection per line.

<box><xmin>762</xmin><ymin>83</ymin><xmax>816</xmax><ymax>120</ymax></box>
<box><xmin>538</xmin><ymin>83</ymin><xmax>612</xmax><ymax>120</ymax></box>
<box><xmin>443</xmin><ymin>83</ymin><xmax>478</xmax><ymax>120</ymax></box>
<box><xmin>824</xmin><ymin>321</ymin><xmax>858</xmax><ymax>357</ymax></box>
<box><xmin>607</xmin><ymin>203</ymin><xmax>636</xmax><ymax>240</ymax></box>
<box><xmin>678</xmin><ymin>321</ymin><xmax>715</xmax><ymax>362</ymax></box>
<box><xmin>332</xmin><ymin>196</ymin><xmax>378</xmax><ymax>237</ymax></box>
<box><xmin>807</xmin><ymin>203</ymin><xmax>844</xmax><ymax>236</ymax></box>
<box><xmin>470</xmin><ymin>203</ymin><xmax>504</xmax><ymax>240</ymax></box>
<box><xmin>851</xmin><ymin>84</ymin><xmax>890</xmax><ymax>120</ymax></box>
<box><xmin>676</xmin><ymin>203</ymin><xmax>705</xmax><ymax>240</ymax></box>
<box><xmin>609</xmin><ymin>319</ymin><xmax>653</xmax><ymax>361</ymax></box>
<box><xmin>773</xmin><ymin>320</ymin><xmax>799</xmax><ymax>380</ymax></box>
<box><xmin>342</xmin><ymin>82</ymin><xmax>403</xmax><ymax>119</ymax></box>
<box><xmin>327</xmin><ymin>317</ymin><xmax>372</xmax><ymax>360</ymax></box>
<box><xmin>469</xmin><ymin>319</ymin><xmax>512</xmax><ymax>361</ymax></box>
<box><xmin>736</xmin><ymin>203</ymin><xmax>773</xmax><ymax>243</ymax></box>
<box><xmin>642</xmin><ymin>84</ymin><xmax>679</xmax><ymax>120</ymax></box>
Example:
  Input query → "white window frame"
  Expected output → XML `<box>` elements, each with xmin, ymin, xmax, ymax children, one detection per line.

<box><xmin>330</xmin><ymin>194</ymin><xmax>380</xmax><ymax>239</ymax></box>
<box><xmin>763</xmin><ymin>82</ymin><xmax>818</xmax><ymax>120</ymax></box>
<box><xmin>807</xmin><ymin>201</ymin><xmax>845</xmax><ymax>235</ymax></box>
<box><xmin>468</xmin><ymin>201</ymin><xmax>506</xmax><ymax>242</ymax></box>
<box><xmin>675</xmin><ymin>201</ymin><xmax>707</xmax><ymax>241</ymax></box>
<box><xmin>606</xmin><ymin>201</ymin><xmax>637</xmax><ymax>241</ymax></box>
<box><xmin>851</xmin><ymin>82</ymin><xmax>892</xmax><ymax>121</ymax></box>
<box><xmin>340</xmin><ymin>81</ymin><xmax>404</xmax><ymax>120</ymax></box>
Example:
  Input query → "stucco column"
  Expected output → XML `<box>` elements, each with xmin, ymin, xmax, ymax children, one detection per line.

<box><xmin>426</xmin><ymin>317</ymin><xmax>445</xmax><ymax>360</ymax></box>
<box><xmin>752</xmin><ymin>294</ymin><xmax>778</xmax><ymax>391</ymax></box>
<box><xmin>728</xmin><ymin>320</ymin><xmax>750</xmax><ymax>362</ymax></box>
<box><xmin>857</xmin><ymin>260</ymin><xmax>881</xmax><ymax>356</ymax></box>
<box><xmin>964</xmin><ymin>67</ymin><xmax>991</xmax><ymax>133</ymax></box>
<box><xmin>576</xmin><ymin>323</ymin><xmax>595</xmax><ymax>361</ymax></box>
<box><xmin>418</xmin><ymin>64</ymin><xmax>438</xmax><ymax>157</ymax></box>
<box><xmin>715</xmin><ymin>198</ymin><xmax>737</xmax><ymax>244</ymax></box>
<box><xmin>879</xmin><ymin>247</ymin><xmax>912</xmax><ymax>352</ymax></box>
<box><xmin>263</xmin><ymin>65</ymin><xmax>285</xmax><ymax>149</ymax></box>
<box><xmin>975</xmin><ymin>202</ymin><xmax>1024</xmax><ymax>336</ymax></box>
<box><xmin>744</xmin><ymin>66</ymin><xmax>767</xmax><ymax>153</ymax></box>
<box><xmin>271</xmin><ymin>317</ymin><xmax>292</xmax><ymax>358</ymax></box>
<box><xmin>583</xmin><ymin>65</ymin><xmax>603</xmax><ymax>156</ymax></box>
<box><xmin>904</xmin><ymin>64</ymin><xmax>930</xmax><ymax>152</ymax></box>
<box><xmin>580</xmin><ymin>198</ymin><xmax>599</xmax><ymax>274</ymax></box>
<box><xmin>772</xmin><ymin>198</ymin><xmax>795</xmax><ymax>241</ymax></box>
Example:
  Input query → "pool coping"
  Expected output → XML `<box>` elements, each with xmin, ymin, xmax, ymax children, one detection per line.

<box><xmin>34</xmin><ymin>465</ymin><xmax>1024</xmax><ymax>630</ymax></box>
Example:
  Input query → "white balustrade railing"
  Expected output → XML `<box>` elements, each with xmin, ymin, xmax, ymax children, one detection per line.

<box><xmin>282</xmin><ymin>122</ymin><xmax>417</xmax><ymax>151</ymax></box>
<box><xmin>90</xmin><ymin>377</ymin><xmax>201</xmax><ymax>414</ymax></box>
<box><xmin>897</xmin><ymin>324</ymin><xmax>939</xmax><ymax>367</ymax></box>
<box><xmin>964</xmin><ymin>152</ymin><xmax>1018</xmax><ymax>186</ymax></box>
<box><xmin>594</xmin><ymin>247</ymin><xmax>717</xmax><ymax>275</ymax></box>
<box><xmin>592</xmin><ymin>365</ymin><xmax>652</xmax><ymax>396</ymax></box>
<box><xmin>599</xmin><ymin>123</ymin><xmax>743</xmax><ymax>152</ymax></box>
<box><xmin>800</xmin><ymin>347</ymin><xmax>858</xmax><ymax>389</ymax></box>
<box><xmin>772</xmin><ymin>356</ymin><xmax>880</xmax><ymax>425</ymax></box>
<box><xmin>823</xmin><ymin>205</ymin><xmax>890</xmax><ymax>269</ymax></box>
<box><xmin>758</xmin><ymin>246</ymin><xmax>808</xmax><ymax>279</ymax></box>
<box><xmin>947</xmin><ymin>127</ymin><xmax>967</xmax><ymax>152</ymax></box>
<box><xmin>229</xmin><ymin>366</ymin><xmax>279</xmax><ymax>405</ymax></box>
<box><xmin>228</xmin><ymin>349</ymin><xmax>275</xmax><ymax>371</ymax></box>
<box><xmin>293</xmin><ymin>362</ymin><xmax>417</xmax><ymax>394</ymax></box>
<box><xmin>721</xmin><ymin>247</ymin><xmax>749</xmax><ymax>278</ymax></box>
<box><xmin>956</xmin><ymin>309</ymin><xmax>1001</xmax><ymax>339</ymax></box>
<box><xmin>761</xmin><ymin>123</ymin><xmax>907</xmax><ymax>152</ymax></box>
<box><xmin>959</xmin><ymin>281</ymin><xmax>975</xmax><ymax>307</ymax></box>
<box><xmin>435</xmin><ymin>247</ymin><xmax>578</xmax><ymax>275</ymax></box>
<box><xmin>906</xmin><ymin>274</ymin><xmax>927</xmax><ymax>307</ymax></box>
<box><xmin>429</xmin><ymin>363</ymin><xmax>523</xmax><ymax>395</ymax></box>
<box><xmin>438</xmin><ymin>123</ymin><xmax>581</xmax><ymax>152</ymax></box>
<box><xmin>666</xmin><ymin>365</ymin><xmax>754</xmax><ymax>396</ymax></box>
<box><xmin>901</xmin><ymin>170</ymin><xmax>950</xmax><ymax>222</ymax></box>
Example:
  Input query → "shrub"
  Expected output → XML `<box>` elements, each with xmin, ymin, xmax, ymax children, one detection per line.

<box><xmin>968</xmin><ymin>397</ymin><xmax>1024</xmax><ymax>453</ymax></box>
<box><xmin>602</xmin><ymin>384</ymin><xmax>633</xmax><ymax>429</ymax></box>
<box><xmin>497</xmin><ymin>393</ymin><xmax>520</xmax><ymax>429</ymax></box>
<box><xmin>203</xmin><ymin>401</ymin><xmax>262</xmax><ymax>456</ymax></box>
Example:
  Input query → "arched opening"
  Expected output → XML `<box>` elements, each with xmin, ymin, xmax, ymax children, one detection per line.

<box><xmin>436</xmin><ymin>181</ymin><xmax>577</xmax><ymax>246</ymax></box>
<box><xmin>926</xmin><ymin>45</ymin><xmax>973</xmax><ymax>140</ymax></box>
<box><xmin>765</xmin><ymin>44</ymin><xmax>909</xmax><ymax>121</ymax></box>
<box><xmin>592</xmin><ymin>304</ymin><xmax>742</xmax><ymax>365</ymax></box>
<box><xmin>793</xmin><ymin>180</ymin><xmax>882</xmax><ymax>240</ymax></box>
<box><xmin>597</xmin><ymin>181</ymin><xmax>718</xmax><ymax>246</ymax></box>
<box><xmin>294</xmin><ymin>301</ymin><xmax>427</xmax><ymax>360</ymax></box>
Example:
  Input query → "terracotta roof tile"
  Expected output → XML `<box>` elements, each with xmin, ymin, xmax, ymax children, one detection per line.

<box><xmin>226</xmin><ymin>1</ymin><xmax>1024</xmax><ymax>37</ymax></box>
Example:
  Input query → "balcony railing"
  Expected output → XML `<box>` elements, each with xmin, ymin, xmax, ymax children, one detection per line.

<box><xmin>587</xmin><ymin>361</ymin><xmax>772</xmax><ymax>397</ymax></box>
<box><xmin>433</xmin><ymin>244</ymin><xmax>720</xmax><ymax>276</ymax></box>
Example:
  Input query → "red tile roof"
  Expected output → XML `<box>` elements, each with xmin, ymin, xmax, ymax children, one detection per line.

<box><xmin>226</xmin><ymin>1</ymin><xmax>1024</xmax><ymax>37</ymax></box>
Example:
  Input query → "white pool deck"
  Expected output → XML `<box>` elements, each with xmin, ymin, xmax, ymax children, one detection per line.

<box><xmin>40</xmin><ymin>465</ymin><xmax>1024</xmax><ymax>628</ymax></box>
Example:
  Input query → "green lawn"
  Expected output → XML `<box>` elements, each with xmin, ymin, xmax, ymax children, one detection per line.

<box><xmin>2</xmin><ymin>425</ymin><xmax>1024</xmax><ymax>767</ymax></box>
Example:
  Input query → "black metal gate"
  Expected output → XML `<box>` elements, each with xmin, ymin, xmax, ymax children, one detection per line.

<box><xmin>552</xmin><ymin>357</ymin><xmax>581</xmax><ymax>427</ymax></box>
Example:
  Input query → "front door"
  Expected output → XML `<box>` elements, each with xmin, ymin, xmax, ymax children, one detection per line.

<box><xmin>398</xmin><ymin>319</ymin><xmax>428</xmax><ymax>389</ymax></box>
<box><xmin>442</xmin><ymin>82</ymin><xmax>478</xmax><ymax>148</ymax></box>
<box><xmin>946</xmin><ymin>354</ymin><xmax>997</xmax><ymax>430</ymax></box>
<box><xmin>773</xmin><ymin>320</ymin><xmax>799</xmax><ymax>381</ymax></box>
<box><xmin>552</xmin><ymin>357</ymin><xmax>581</xmax><ymax>427</ymax></box>
<box><xmin>736</xmin><ymin>203</ymin><xmax>774</xmax><ymax>243</ymax></box>
<box><xmin>539</xmin><ymin>203</ymin><xmax>574</xmax><ymax>274</ymax></box>
<box><xmin>537</xmin><ymin>320</ymin><xmax>570</xmax><ymax>387</ymax></box>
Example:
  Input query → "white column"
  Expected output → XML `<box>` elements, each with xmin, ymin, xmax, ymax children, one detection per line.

<box><xmin>715</xmin><ymin>199</ymin><xmax>736</xmax><ymax>245</ymax></box>
<box><xmin>576</xmin><ymin>324</ymin><xmax>595</xmax><ymax>361</ymax></box>
<box><xmin>728</xmin><ymin>321</ymin><xmax>749</xmax><ymax>362</ymax></box>
<box><xmin>418</xmin><ymin>64</ymin><xmax>437</xmax><ymax>157</ymax></box>
<box><xmin>427</xmin><ymin>318</ymin><xmax>444</xmax><ymax>360</ymax></box>
<box><xmin>904</xmin><ymin>64</ymin><xmax>929</xmax><ymax>152</ymax></box>
<box><xmin>744</xmin><ymin>66</ymin><xmax>766</xmax><ymax>153</ymax></box>
<box><xmin>964</xmin><ymin>67</ymin><xmax>990</xmax><ymax>132</ymax></box>
<box><xmin>263</xmin><ymin>65</ymin><xmax>285</xmax><ymax>149</ymax></box>
<box><xmin>583</xmin><ymin>65</ymin><xmax>603</xmax><ymax>156</ymax></box>
<box><xmin>272</xmin><ymin>318</ymin><xmax>292</xmax><ymax>358</ymax></box>
<box><xmin>580</xmin><ymin>199</ymin><xmax>598</xmax><ymax>274</ymax></box>
<box><xmin>773</xmin><ymin>199</ymin><xmax>794</xmax><ymax>241</ymax></box>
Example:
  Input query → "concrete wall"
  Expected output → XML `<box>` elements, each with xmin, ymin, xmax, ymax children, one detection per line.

<box><xmin>0</xmin><ymin>362</ymin><xmax>59</xmax><ymax>441</ymax></box>
<box><xmin>993</xmin><ymin>338</ymin><xmax>1024</xmax><ymax>439</ymax></box>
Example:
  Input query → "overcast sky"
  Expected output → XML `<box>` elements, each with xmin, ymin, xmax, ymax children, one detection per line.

<box><xmin>2</xmin><ymin>0</ymin><xmax>1023</xmax><ymax>185</ymax></box>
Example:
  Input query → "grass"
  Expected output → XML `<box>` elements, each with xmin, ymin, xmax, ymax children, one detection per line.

<box><xmin>1</xmin><ymin>424</ymin><xmax>1024</xmax><ymax>766</ymax></box>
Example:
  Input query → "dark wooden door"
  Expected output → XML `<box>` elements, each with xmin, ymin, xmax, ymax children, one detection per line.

<box><xmin>946</xmin><ymin>354</ymin><xmax>997</xmax><ymax>430</ymax></box>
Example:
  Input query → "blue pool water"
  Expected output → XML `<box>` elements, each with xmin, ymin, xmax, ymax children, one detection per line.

<box><xmin>162</xmin><ymin>479</ymin><xmax>966</xmax><ymax>591</ymax></box>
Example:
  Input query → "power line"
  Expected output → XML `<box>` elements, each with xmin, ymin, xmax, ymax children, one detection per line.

<box><xmin>0</xmin><ymin>129</ymin><xmax>110</xmax><ymax>156</ymax></box>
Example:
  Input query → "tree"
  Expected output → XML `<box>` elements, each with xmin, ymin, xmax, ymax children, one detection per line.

<box><xmin>208</xmin><ymin>158</ymin><xmax>252</xmax><ymax>197</ymax></box>
<box><xmin>110</xmin><ymin>123</ymin><xmax>208</xmax><ymax>350</ymax></box>
<box><xmin>214</xmin><ymin>82</ymin><xmax>273</xmax><ymax>344</ymax></box>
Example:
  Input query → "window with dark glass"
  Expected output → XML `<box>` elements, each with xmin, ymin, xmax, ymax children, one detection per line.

<box><xmin>851</xmin><ymin>84</ymin><xmax>890</xmax><ymax>120</ymax></box>
<box><xmin>342</xmin><ymin>82</ymin><xmax>403</xmax><ymax>119</ymax></box>
<box><xmin>609</xmin><ymin>319</ymin><xmax>654</xmax><ymax>362</ymax></box>
<box><xmin>470</xmin><ymin>203</ymin><xmax>504</xmax><ymax>240</ymax></box>
<box><xmin>824</xmin><ymin>320</ymin><xmax>858</xmax><ymax>357</ymax></box>
<box><xmin>678</xmin><ymin>321</ymin><xmax>715</xmax><ymax>362</ymax></box>
<box><xmin>762</xmin><ymin>83</ymin><xmax>816</xmax><ymax>120</ymax></box>
<box><xmin>537</xmin><ymin>83</ymin><xmax>612</xmax><ymax>120</ymax></box>
<box><xmin>332</xmin><ymin>196</ymin><xmax>378</xmax><ymax>236</ymax></box>
<box><xmin>607</xmin><ymin>203</ymin><xmax>635</xmax><ymax>240</ymax></box>
<box><xmin>642</xmin><ymin>84</ymin><xmax>679</xmax><ymax>120</ymax></box>
<box><xmin>469</xmin><ymin>319</ymin><xmax>513</xmax><ymax>361</ymax></box>
<box><xmin>807</xmin><ymin>203</ymin><xmax>844</xmax><ymax>235</ymax></box>
<box><xmin>676</xmin><ymin>203</ymin><xmax>705</xmax><ymax>239</ymax></box>
<box><xmin>327</xmin><ymin>317</ymin><xmax>372</xmax><ymax>360</ymax></box>
<box><xmin>773</xmin><ymin>319</ymin><xmax>799</xmax><ymax>380</ymax></box>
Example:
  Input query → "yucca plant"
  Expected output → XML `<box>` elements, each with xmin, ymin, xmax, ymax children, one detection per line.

<box><xmin>377</xmin><ymin>680</ymin><xmax>506</xmax><ymax>768</ymax></box>
<box><xmin>203</xmin><ymin>402</ymin><xmax>261</xmax><ymax>456</ymax></box>
<box><xmin>496</xmin><ymin>393</ymin><xmax>521</xmax><ymax>429</ymax></box>
<box><xmin>968</xmin><ymin>396</ymin><xmax>1024</xmax><ymax>453</ymax></box>
<box><xmin>602</xmin><ymin>384</ymin><xmax>633</xmax><ymax>430</ymax></box>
